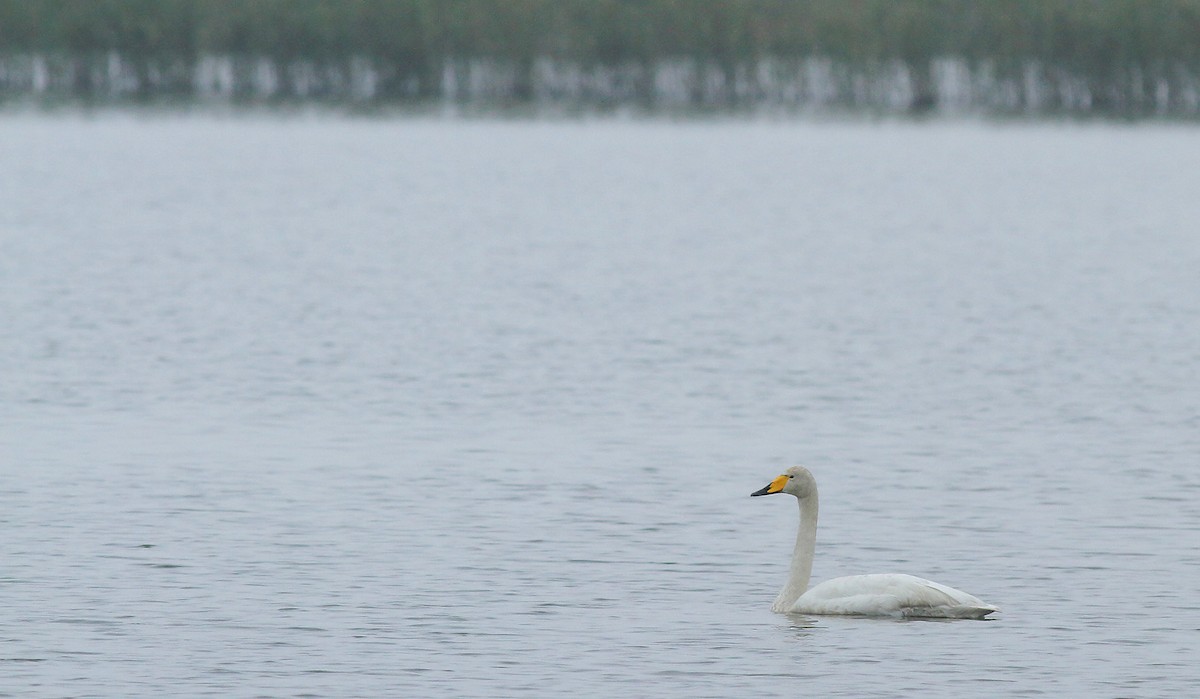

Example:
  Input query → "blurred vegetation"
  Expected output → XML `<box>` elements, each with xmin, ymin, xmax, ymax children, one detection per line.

<box><xmin>2</xmin><ymin>0</ymin><xmax>1200</xmax><ymax>112</ymax></box>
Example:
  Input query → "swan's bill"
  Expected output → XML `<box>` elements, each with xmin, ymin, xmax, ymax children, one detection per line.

<box><xmin>751</xmin><ymin>474</ymin><xmax>789</xmax><ymax>497</ymax></box>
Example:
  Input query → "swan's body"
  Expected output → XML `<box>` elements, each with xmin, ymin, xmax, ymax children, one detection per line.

<box><xmin>752</xmin><ymin>466</ymin><xmax>998</xmax><ymax>619</ymax></box>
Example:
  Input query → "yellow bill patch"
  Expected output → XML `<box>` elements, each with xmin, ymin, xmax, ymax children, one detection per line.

<box><xmin>766</xmin><ymin>474</ymin><xmax>789</xmax><ymax>494</ymax></box>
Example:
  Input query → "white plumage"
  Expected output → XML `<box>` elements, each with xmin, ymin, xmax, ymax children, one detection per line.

<box><xmin>752</xmin><ymin>466</ymin><xmax>998</xmax><ymax>619</ymax></box>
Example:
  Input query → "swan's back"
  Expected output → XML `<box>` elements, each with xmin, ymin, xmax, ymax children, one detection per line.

<box><xmin>793</xmin><ymin>573</ymin><xmax>999</xmax><ymax>619</ymax></box>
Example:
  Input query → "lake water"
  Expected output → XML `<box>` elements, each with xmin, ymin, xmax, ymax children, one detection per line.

<box><xmin>2</xmin><ymin>114</ymin><xmax>1198</xmax><ymax>697</ymax></box>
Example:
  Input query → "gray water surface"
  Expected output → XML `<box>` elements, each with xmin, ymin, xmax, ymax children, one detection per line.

<box><xmin>2</xmin><ymin>116</ymin><xmax>1199</xmax><ymax>697</ymax></box>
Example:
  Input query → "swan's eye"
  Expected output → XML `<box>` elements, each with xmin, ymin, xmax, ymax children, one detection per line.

<box><xmin>787</xmin><ymin>474</ymin><xmax>794</xmax><ymax>479</ymax></box>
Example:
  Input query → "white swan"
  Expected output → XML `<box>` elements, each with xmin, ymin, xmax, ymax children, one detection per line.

<box><xmin>752</xmin><ymin>466</ymin><xmax>999</xmax><ymax>619</ymax></box>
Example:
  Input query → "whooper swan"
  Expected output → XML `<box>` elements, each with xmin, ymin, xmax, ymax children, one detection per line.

<box><xmin>752</xmin><ymin>466</ymin><xmax>999</xmax><ymax>619</ymax></box>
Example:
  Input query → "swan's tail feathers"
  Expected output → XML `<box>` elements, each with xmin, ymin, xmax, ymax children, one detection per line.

<box><xmin>903</xmin><ymin>604</ymin><xmax>1000</xmax><ymax>620</ymax></box>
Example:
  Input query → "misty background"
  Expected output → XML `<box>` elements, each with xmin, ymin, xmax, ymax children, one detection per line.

<box><xmin>2</xmin><ymin>0</ymin><xmax>1200</xmax><ymax>116</ymax></box>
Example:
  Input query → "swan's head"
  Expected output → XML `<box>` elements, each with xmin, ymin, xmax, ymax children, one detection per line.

<box><xmin>751</xmin><ymin>466</ymin><xmax>816</xmax><ymax>499</ymax></box>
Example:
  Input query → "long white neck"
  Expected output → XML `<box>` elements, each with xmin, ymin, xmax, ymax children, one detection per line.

<box><xmin>771</xmin><ymin>492</ymin><xmax>818</xmax><ymax>613</ymax></box>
